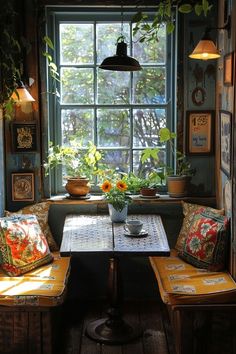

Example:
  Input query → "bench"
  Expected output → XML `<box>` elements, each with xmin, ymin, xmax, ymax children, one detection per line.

<box><xmin>1</xmin><ymin>203</ymin><xmax>71</xmax><ymax>354</ymax></box>
<box><xmin>149</xmin><ymin>202</ymin><xmax>236</xmax><ymax>354</ymax></box>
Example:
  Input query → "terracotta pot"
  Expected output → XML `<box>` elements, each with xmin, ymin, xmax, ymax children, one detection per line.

<box><xmin>65</xmin><ymin>177</ymin><xmax>90</xmax><ymax>196</ymax></box>
<box><xmin>167</xmin><ymin>175</ymin><xmax>191</xmax><ymax>197</ymax></box>
<box><xmin>140</xmin><ymin>187</ymin><xmax>158</xmax><ymax>197</ymax></box>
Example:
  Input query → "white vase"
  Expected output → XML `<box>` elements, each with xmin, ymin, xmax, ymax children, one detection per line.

<box><xmin>108</xmin><ymin>203</ymin><xmax>128</xmax><ymax>223</ymax></box>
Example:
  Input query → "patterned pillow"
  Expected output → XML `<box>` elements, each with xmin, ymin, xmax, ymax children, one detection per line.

<box><xmin>179</xmin><ymin>211</ymin><xmax>229</xmax><ymax>271</ymax></box>
<box><xmin>0</xmin><ymin>214</ymin><xmax>53</xmax><ymax>276</ymax></box>
<box><xmin>5</xmin><ymin>202</ymin><xmax>58</xmax><ymax>251</ymax></box>
<box><xmin>175</xmin><ymin>201</ymin><xmax>224</xmax><ymax>252</ymax></box>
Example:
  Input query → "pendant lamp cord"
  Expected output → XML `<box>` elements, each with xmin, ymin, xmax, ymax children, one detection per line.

<box><xmin>121</xmin><ymin>2</ymin><xmax>124</xmax><ymax>39</ymax></box>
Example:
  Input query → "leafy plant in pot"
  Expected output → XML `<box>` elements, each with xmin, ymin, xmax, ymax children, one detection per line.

<box><xmin>160</xmin><ymin>128</ymin><xmax>195</xmax><ymax>197</ymax></box>
<box><xmin>139</xmin><ymin>179</ymin><xmax>161</xmax><ymax>197</ymax></box>
<box><xmin>44</xmin><ymin>140</ymin><xmax>104</xmax><ymax>197</ymax></box>
<box><xmin>141</xmin><ymin>128</ymin><xmax>195</xmax><ymax>197</ymax></box>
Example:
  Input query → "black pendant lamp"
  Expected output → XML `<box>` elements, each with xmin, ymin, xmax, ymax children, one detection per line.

<box><xmin>99</xmin><ymin>6</ymin><xmax>142</xmax><ymax>72</ymax></box>
<box><xmin>99</xmin><ymin>38</ymin><xmax>142</xmax><ymax>72</ymax></box>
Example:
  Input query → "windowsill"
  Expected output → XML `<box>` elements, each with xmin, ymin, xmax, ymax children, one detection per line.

<box><xmin>47</xmin><ymin>194</ymin><xmax>216</xmax><ymax>205</ymax></box>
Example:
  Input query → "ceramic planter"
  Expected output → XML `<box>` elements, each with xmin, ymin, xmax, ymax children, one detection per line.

<box><xmin>108</xmin><ymin>203</ymin><xmax>128</xmax><ymax>223</ymax></box>
<box><xmin>65</xmin><ymin>177</ymin><xmax>90</xmax><ymax>197</ymax></box>
<box><xmin>167</xmin><ymin>175</ymin><xmax>191</xmax><ymax>197</ymax></box>
<box><xmin>140</xmin><ymin>187</ymin><xmax>158</xmax><ymax>197</ymax></box>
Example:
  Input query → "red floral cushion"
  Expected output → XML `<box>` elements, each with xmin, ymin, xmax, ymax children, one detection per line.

<box><xmin>0</xmin><ymin>215</ymin><xmax>53</xmax><ymax>276</ymax></box>
<box><xmin>175</xmin><ymin>202</ymin><xmax>224</xmax><ymax>252</ymax></box>
<box><xmin>179</xmin><ymin>211</ymin><xmax>229</xmax><ymax>271</ymax></box>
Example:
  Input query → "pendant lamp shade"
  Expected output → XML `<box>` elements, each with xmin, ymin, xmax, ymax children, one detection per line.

<box><xmin>11</xmin><ymin>81</ymin><xmax>35</xmax><ymax>103</ymax></box>
<box><xmin>99</xmin><ymin>40</ymin><xmax>142</xmax><ymax>72</ymax></box>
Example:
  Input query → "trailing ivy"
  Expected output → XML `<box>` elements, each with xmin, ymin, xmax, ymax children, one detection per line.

<box><xmin>0</xmin><ymin>0</ymin><xmax>22</xmax><ymax>119</ymax></box>
<box><xmin>133</xmin><ymin>0</ymin><xmax>213</xmax><ymax>42</ymax></box>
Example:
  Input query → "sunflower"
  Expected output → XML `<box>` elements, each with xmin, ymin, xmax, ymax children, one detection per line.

<box><xmin>101</xmin><ymin>180</ymin><xmax>112</xmax><ymax>193</ymax></box>
<box><xmin>116</xmin><ymin>180</ymin><xmax>127</xmax><ymax>192</ymax></box>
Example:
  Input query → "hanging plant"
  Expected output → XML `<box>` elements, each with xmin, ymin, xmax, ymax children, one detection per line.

<box><xmin>42</xmin><ymin>35</ymin><xmax>60</xmax><ymax>98</ymax></box>
<box><xmin>133</xmin><ymin>0</ymin><xmax>213</xmax><ymax>42</ymax></box>
<box><xmin>0</xmin><ymin>0</ymin><xmax>22</xmax><ymax>119</ymax></box>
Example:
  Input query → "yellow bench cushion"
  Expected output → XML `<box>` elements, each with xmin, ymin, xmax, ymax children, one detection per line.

<box><xmin>0</xmin><ymin>253</ymin><xmax>70</xmax><ymax>307</ymax></box>
<box><xmin>150</xmin><ymin>249</ymin><xmax>236</xmax><ymax>305</ymax></box>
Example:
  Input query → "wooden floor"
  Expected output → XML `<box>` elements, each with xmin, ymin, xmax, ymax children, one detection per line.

<box><xmin>57</xmin><ymin>298</ymin><xmax>175</xmax><ymax>354</ymax></box>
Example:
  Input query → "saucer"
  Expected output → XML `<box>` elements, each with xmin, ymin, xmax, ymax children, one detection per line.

<box><xmin>66</xmin><ymin>193</ymin><xmax>91</xmax><ymax>200</ymax></box>
<box><xmin>124</xmin><ymin>230</ymin><xmax>148</xmax><ymax>237</ymax></box>
<box><xmin>139</xmin><ymin>194</ymin><xmax>160</xmax><ymax>199</ymax></box>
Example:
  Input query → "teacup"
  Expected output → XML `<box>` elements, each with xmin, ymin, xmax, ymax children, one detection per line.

<box><xmin>124</xmin><ymin>220</ymin><xmax>143</xmax><ymax>234</ymax></box>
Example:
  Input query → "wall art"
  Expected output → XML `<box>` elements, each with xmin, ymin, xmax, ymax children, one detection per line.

<box><xmin>186</xmin><ymin>111</ymin><xmax>214</xmax><ymax>155</ymax></box>
<box><xmin>12</xmin><ymin>172</ymin><xmax>35</xmax><ymax>202</ymax></box>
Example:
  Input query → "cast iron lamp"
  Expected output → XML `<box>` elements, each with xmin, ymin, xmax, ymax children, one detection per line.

<box><xmin>99</xmin><ymin>36</ymin><xmax>142</xmax><ymax>71</ymax></box>
<box><xmin>99</xmin><ymin>5</ymin><xmax>142</xmax><ymax>72</ymax></box>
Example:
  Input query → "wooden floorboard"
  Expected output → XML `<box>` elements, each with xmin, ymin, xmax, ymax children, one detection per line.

<box><xmin>59</xmin><ymin>299</ymin><xmax>174</xmax><ymax>354</ymax></box>
<box><xmin>55</xmin><ymin>298</ymin><xmax>236</xmax><ymax>354</ymax></box>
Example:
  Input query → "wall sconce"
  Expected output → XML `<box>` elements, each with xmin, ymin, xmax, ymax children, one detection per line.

<box><xmin>11</xmin><ymin>81</ymin><xmax>35</xmax><ymax>103</ymax></box>
<box><xmin>189</xmin><ymin>15</ymin><xmax>231</xmax><ymax>60</ymax></box>
<box><xmin>99</xmin><ymin>6</ymin><xmax>142</xmax><ymax>71</ymax></box>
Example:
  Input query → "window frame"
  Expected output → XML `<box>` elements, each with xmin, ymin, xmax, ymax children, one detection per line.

<box><xmin>44</xmin><ymin>7</ymin><xmax>177</xmax><ymax>195</ymax></box>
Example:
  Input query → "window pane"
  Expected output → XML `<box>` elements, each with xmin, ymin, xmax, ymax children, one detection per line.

<box><xmin>97</xmin><ymin>23</ymin><xmax>130</xmax><ymax>64</ymax></box>
<box><xmin>133</xmin><ymin>108</ymin><xmax>166</xmax><ymax>147</ymax></box>
<box><xmin>62</xmin><ymin>109</ymin><xmax>94</xmax><ymax>146</ymax></box>
<box><xmin>61</xmin><ymin>68</ymin><xmax>94</xmax><ymax>104</ymax></box>
<box><xmin>97</xmin><ymin>70</ymin><xmax>130</xmax><ymax>104</ymax></box>
<box><xmin>133</xmin><ymin>68</ymin><xmax>166</xmax><ymax>104</ymax></box>
<box><xmin>97</xmin><ymin>109</ymin><xmax>130</xmax><ymax>147</ymax></box>
<box><xmin>133</xmin><ymin>150</ymin><xmax>166</xmax><ymax>177</ymax></box>
<box><xmin>100</xmin><ymin>150</ymin><xmax>130</xmax><ymax>174</ymax></box>
<box><xmin>132</xmin><ymin>24</ymin><xmax>166</xmax><ymax>64</ymax></box>
<box><xmin>60</xmin><ymin>24</ymin><xmax>94</xmax><ymax>64</ymax></box>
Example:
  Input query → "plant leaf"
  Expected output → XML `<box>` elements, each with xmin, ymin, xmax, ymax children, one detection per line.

<box><xmin>194</xmin><ymin>4</ymin><xmax>203</xmax><ymax>16</ymax></box>
<box><xmin>44</xmin><ymin>35</ymin><xmax>54</xmax><ymax>49</ymax></box>
<box><xmin>178</xmin><ymin>4</ymin><xmax>193</xmax><ymax>14</ymax></box>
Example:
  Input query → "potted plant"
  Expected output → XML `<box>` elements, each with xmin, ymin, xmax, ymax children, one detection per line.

<box><xmin>44</xmin><ymin>140</ymin><xmax>104</xmax><ymax>197</ymax></box>
<box><xmin>139</xmin><ymin>180</ymin><xmax>160</xmax><ymax>197</ymax></box>
<box><xmin>100</xmin><ymin>179</ymin><xmax>132</xmax><ymax>222</ymax></box>
<box><xmin>141</xmin><ymin>128</ymin><xmax>195</xmax><ymax>197</ymax></box>
<box><xmin>160</xmin><ymin>128</ymin><xmax>195</xmax><ymax>197</ymax></box>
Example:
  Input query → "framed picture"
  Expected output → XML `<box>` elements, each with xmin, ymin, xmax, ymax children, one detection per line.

<box><xmin>220</xmin><ymin>110</ymin><xmax>232</xmax><ymax>177</ymax></box>
<box><xmin>11</xmin><ymin>121</ymin><xmax>38</xmax><ymax>153</ymax></box>
<box><xmin>224</xmin><ymin>52</ymin><xmax>234</xmax><ymax>86</ymax></box>
<box><xmin>186</xmin><ymin>111</ymin><xmax>214</xmax><ymax>155</ymax></box>
<box><xmin>12</xmin><ymin>172</ymin><xmax>35</xmax><ymax>202</ymax></box>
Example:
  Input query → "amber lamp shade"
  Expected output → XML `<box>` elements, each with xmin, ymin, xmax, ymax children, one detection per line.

<box><xmin>11</xmin><ymin>81</ymin><xmax>35</xmax><ymax>103</ymax></box>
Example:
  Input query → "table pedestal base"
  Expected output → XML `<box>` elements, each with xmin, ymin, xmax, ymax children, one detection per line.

<box><xmin>86</xmin><ymin>317</ymin><xmax>142</xmax><ymax>344</ymax></box>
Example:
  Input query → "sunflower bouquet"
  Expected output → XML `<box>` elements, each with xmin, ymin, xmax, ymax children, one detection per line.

<box><xmin>100</xmin><ymin>179</ymin><xmax>132</xmax><ymax>212</ymax></box>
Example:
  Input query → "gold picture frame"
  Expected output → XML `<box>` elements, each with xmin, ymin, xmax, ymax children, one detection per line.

<box><xmin>224</xmin><ymin>52</ymin><xmax>234</xmax><ymax>86</ymax></box>
<box><xmin>186</xmin><ymin>111</ymin><xmax>214</xmax><ymax>155</ymax></box>
<box><xmin>12</xmin><ymin>172</ymin><xmax>35</xmax><ymax>202</ymax></box>
<box><xmin>11</xmin><ymin>121</ymin><xmax>38</xmax><ymax>153</ymax></box>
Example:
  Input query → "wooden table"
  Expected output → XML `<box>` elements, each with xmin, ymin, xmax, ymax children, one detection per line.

<box><xmin>60</xmin><ymin>214</ymin><xmax>170</xmax><ymax>345</ymax></box>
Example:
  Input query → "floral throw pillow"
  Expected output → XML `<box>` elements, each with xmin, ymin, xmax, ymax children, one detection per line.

<box><xmin>0</xmin><ymin>214</ymin><xmax>53</xmax><ymax>276</ymax></box>
<box><xmin>5</xmin><ymin>202</ymin><xmax>58</xmax><ymax>251</ymax></box>
<box><xmin>174</xmin><ymin>201</ymin><xmax>224</xmax><ymax>252</ymax></box>
<box><xmin>179</xmin><ymin>211</ymin><xmax>229</xmax><ymax>271</ymax></box>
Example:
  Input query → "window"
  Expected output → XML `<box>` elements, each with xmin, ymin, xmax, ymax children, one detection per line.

<box><xmin>46</xmin><ymin>8</ymin><xmax>177</xmax><ymax>193</ymax></box>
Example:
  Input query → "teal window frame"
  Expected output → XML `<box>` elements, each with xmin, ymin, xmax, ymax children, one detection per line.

<box><xmin>45</xmin><ymin>7</ymin><xmax>177</xmax><ymax>195</ymax></box>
